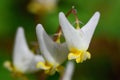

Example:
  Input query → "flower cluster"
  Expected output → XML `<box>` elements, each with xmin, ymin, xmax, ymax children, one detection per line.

<box><xmin>4</xmin><ymin>11</ymin><xmax>100</xmax><ymax>79</ymax></box>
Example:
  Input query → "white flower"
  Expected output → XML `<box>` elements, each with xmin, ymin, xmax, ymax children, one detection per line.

<box><xmin>59</xmin><ymin>12</ymin><xmax>100</xmax><ymax>63</ymax></box>
<box><xmin>36</xmin><ymin>24</ymin><xmax>68</xmax><ymax>74</ymax></box>
<box><xmin>4</xmin><ymin>27</ymin><xmax>45</xmax><ymax>73</ymax></box>
<box><xmin>62</xmin><ymin>61</ymin><xmax>74</xmax><ymax>80</ymax></box>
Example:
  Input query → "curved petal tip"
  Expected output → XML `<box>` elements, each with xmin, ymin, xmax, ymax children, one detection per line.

<box><xmin>59</xmin><ymin>12</ymin><xmax>65</xmax><ymax>19</ymax></box>
<box><xmin>36</xmin><ymin>24</ymin><xmax>43</xmax><ymax>31</ymax></box>
<box><xmin>17</xmin><ymin>27</ymin><xmax>24</xmax><ymax>34</ymax></box>
<box><xmin>94</xmin><ymin>11</ymin><xmax>100</xmax><ymax>19</ymax></box>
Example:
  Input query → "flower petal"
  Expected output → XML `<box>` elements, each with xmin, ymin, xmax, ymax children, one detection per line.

<box><xmin>36</xmin><ymin>24</ymin><xmax>68</xmax><ymax>65</ymax></box>
<box><xmin>81</xmin><ymin>12</ymin><xmax>100</xmax><ymax>49</ymax></box>
<box><xmin>13</xmin><ymin>27</ymin><xmax>32</xmax><ymax>58</ymax></box>
<box><xmin>62</xmin><ymin>61</ymin><xmax>74</xmax><ymax>80</ymax></box>
<box><xmin>28</xmin><ymin>55</ymin><xmax>45</xmax><ymax>72</ymax></box>
<box><xmin>13</xmin><ymin>27</ymin><xmax>43</xmax><ymax>73</ymax></box>
<box><xmin>59</xmin><ymin>12</ymin><xmax>84</xmax><ymax>49</ymax></box>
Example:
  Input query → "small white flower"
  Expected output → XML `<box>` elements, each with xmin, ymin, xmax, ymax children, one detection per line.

<box><xmin>59</xmin><ymin>12</ymin><xmax>100</xmax><ymax>63</ymax></box>
<box><xmin>4</xmin><ymin>27</ymin><xmax>45</xmax><ymax>73</ymax></box>
<box><xmin>62</xmin><ymin>61</ymin><xmax>74</xmax><ymax>80</ymax></box>
<box><xmin>36</xmin><ymin>24</ymin><xmax>68</xmax><ymax>74</ymax></box>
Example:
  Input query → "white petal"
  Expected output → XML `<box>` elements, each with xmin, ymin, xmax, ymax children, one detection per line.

<box><xmin>53</xmin><ymin>42</ymin><xmax>69</xmax><ymax>64</ymax></box>
<box><xmin>59</xmin><ymin>12</ymin><xmax>86</xmax><ymax>50</ymax></box>
<box><xmin>26</xmin><ymin>55</ymin><xmax>45</xmax><ymax>73</ymax></box>
<box><xmin>34</xmin><ymin>54</ymin><xmax>45</xmax><ymax>62</ymax></box>
<box><xmin>81</xmin><ymin>12</ymin><xmax>100</xmax><ymax>49</ymax></box>
<box><xmin>36</xmin><ymin>24</ymin><xmax>68</xmax><ymax>65</ymax></box>
<box><xmin>13</xmin><ymin>27</ymin><xmax>30</xmax><ymax>57</ymax></box>
<box><xmin>62</xmin><ymin>61</ymin><xmax>74</xmax><ymax>80</ymax></box>
<box><xmin>13</xmin><ymin>27</ymin><xmax>40</xmax><ymax>73</ymax></box>
<box><xmin>36</xmin><ymin>24</ymin><xmax>55</xmax><ymax>64</ymax></box>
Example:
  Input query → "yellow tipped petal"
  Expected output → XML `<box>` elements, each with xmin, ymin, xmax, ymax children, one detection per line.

<box><xmin>37</xmin><ymin>62</ymin><xmax>51</xmax><ymax>70</ymax></box>
<box><xmin>56</xmin><ymin>65</ymin><xmax>64</xmax><ymax>74</ymax></box>
<box><xmin>45</xmin><ymin>69</ymin><xmax>51</xmax><ymax>74</ymax></box>
<box><xmin>68</xmin><ymin>53</ymin><xmax>80</xmax><ymax>60</ymax></box>
<box><xmin>76</xmin><ymin>58</ymin><xmax>81</xmax><ymax>63</ymax></box>
<box><xmin>86</xmin><ymin>52</ymin><xmax>91</xmax><ymax>59</ymax></box>
<box><xmin>4</xmin><ymin>61</ymin><xmax>13</xmax><ymax>72</ymax></box>
<box><xmin>68</xmin><ymin>48</ymin><xmax>83</xmax><ymax>60</ymax></box>
<box><xmin>68</xmin><ymin>48</ymin><xmax>91</xmax><ymax>63</ymax></box>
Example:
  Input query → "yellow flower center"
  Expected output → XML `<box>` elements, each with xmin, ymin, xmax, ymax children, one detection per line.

<box><xmin>37</xmin><ymin>62</ymin><xmax>52</xmax><ymax>70</ymax></box>
<box><xmin>4</xmin><ymin>61</ymin><xmax>28</xmax><ymax>79</ymax></box>
<box><xmin>68</xmin><ymin>48</ymin><xmax>91</xmax><ymax>63</ymax></box>
<box><xmin>4</xmin><ymin>61</ymin><xmax>22</xmax><ymax>73</ymax></box>
<box><xmin>37</xmin><ymin>62</ymin><xmax>64</xmax><ymax>75</ymax></box>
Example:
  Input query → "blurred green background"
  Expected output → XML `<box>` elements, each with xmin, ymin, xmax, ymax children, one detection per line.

<box><xmin>0</xmin><ymin>0</ymin><xmax>120</xmax><ymax>80</ymax></box>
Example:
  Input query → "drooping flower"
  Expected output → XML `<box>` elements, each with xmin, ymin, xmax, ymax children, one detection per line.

<box><xmin>62</xmin><ymin>61</ymin><xmax>74</xmax><ymax>80</ymax></box>
<box><xmin>4</xmin><ymin>27</ymin><xmax>45</xmax><ymax>73</ymax></box>
<box><xmin>59</xmin><ymin>12</ymin><xmax>100</xmax><ymax>63</ymax></box>
<box><xmin>28</xmin><ymin>0</ymin><xmax>57</xmax><ymax>15</ymax></box>
<box><xmin>36</xmin><ymin>24</ymin><xmax>69</xmax><ymax>74</ymax></box>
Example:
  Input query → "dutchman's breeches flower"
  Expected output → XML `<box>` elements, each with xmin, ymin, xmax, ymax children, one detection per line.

<box><xmin>59</xmin><ymin>12</ymin><xmax>100</xmax><ymax>63</ymax></box>
<box><xmin>36</xmin><ymin>24</ymin><xmax>69</xmax><ymax>74</ymax></box>
<box><xmin>36</xmin><ymin>24</ymin><xmax>68</xmax><ymax>74</ymax></box>
<box><xmin>4</xmin><ymin>27</ymin><xmax>45</xmax><ymax>74</ymax></box>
